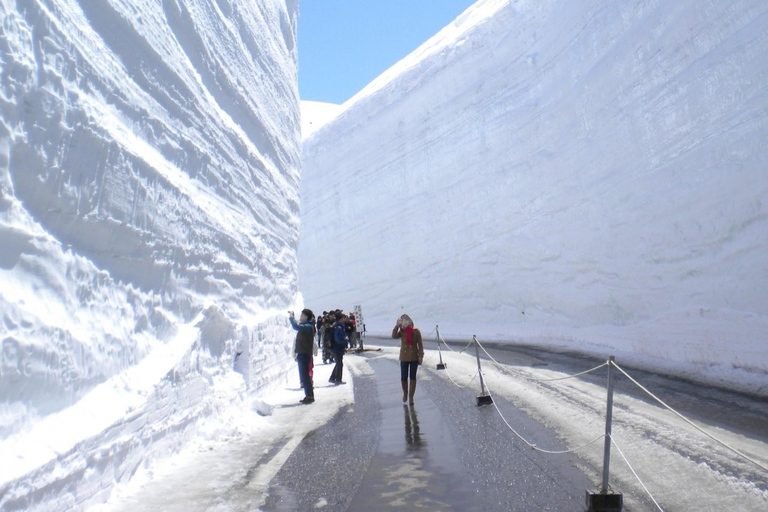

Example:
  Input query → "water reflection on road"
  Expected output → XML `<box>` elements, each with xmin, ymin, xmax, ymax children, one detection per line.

<box><xmin>349</xmin><ymin>357</ymin><xmax>473</xmax><ymax>511</ymax></box>
<box><xmin>404</xmin><ymin>405</ymin><xmax>422</xmax><ymax>450</ymax></box>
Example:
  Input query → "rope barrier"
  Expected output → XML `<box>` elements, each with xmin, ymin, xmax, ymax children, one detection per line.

<box><xmin>430</xmin><ymin>330</ymin><xmax>479</xmax><ymax>389</ymax></box>
<box><xmin>474</xmin><ymin>336</ymin><xmax>610</xmax><ymax>383</ymax></box>
<box><xmin>419</xmin><ymin>326</ymin><xmax>765</xmax><ymax>507</ymax></box>
<box><xmin>610</xmin><ymin>361</ymin><xmax>768</xmax><ymax>474</ymax></box>
<box><xmin>433</xmin><ymin>333</ymin><xmax>608</xmax><ymax>456</ymax></box>
<box><xmin>439</xmin><ymin>333</ymin><xmax>473</xmax><ymax>354</ymax></box>
<box><xmin>467</xmin><ymin>367</ymin><xmax>480</xmax><ymax>388</ymax></box>
<box><xmin>438</xmin><ymin>361</ymin><xmax>478</xmax><ymax>389</ymax></box>
<box><xmin>420</xmin><ymin>328</ymin><xmax>441</xmax><ymax>366</ymax></box>
<box><xmin>422</xmin><ymin>350</ymin><xmax>437</xmax><ymax>366</ymax></box>
<box><xmin>608</xmin><ymin>434</ymin><xmax>665</xmax><ymax>512</ymax></box>
<box><xmin>485</xmin><ymin>386</ymin><xmax>606</xmax><ymax>455</ymax></box>
<box><xmin>458</xmin><ymin>338</ymin><xmax>474</xmax><ymax>353</ymax></box>
<box><xmin>529</xmin><ymin>361</ymin><xmax>609</xmax><ymax>382</ymax></box>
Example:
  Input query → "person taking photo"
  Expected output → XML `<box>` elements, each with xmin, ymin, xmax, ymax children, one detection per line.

<box><xmin>289</xmin><ymin>309</ymin><xmax>316</xmax><ymax>404</ymax></box>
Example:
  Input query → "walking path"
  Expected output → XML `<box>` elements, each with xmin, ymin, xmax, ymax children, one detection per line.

<box><xmin>99</xmin><ymin>337</ymin><xmax>768</xmax><ymax>511</ymax></box>
<box><xmin>263</xmin><ymin>350</ymin><xmax>590</xmax><ymax>511</ymax></box>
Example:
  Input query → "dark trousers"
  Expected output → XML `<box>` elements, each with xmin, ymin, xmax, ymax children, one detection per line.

<box><xmin>400</xmin><ymin>361</ymin><xmax>419</xmax><ymax>381</ymax></box>
<box><xmin>297</xmin><ymin>353</ymin><xmax>313</xmax><ymax>397</ymax></box>
<box><xmin>331</xmin><ymin>351</ymin><xmax>344</xmax><ymax>382</ymax></box>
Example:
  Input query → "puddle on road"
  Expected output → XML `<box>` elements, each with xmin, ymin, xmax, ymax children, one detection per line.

<box><xmin>349</xmin><ymin>358</ymin><xmax>479</xmax><ymax>511</ymax></box>
<box><xmin>355</xmin><ymin>453</ymin><xmax>456</xmax><ymax>510</ymax></box>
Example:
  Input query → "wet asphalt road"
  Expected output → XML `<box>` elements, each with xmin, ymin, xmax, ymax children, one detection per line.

<box><xmin>262</xmin><ymin>343</ymin><xmax>592</xmax><ymax>511</ymax></box>
<box><xmin>261</xmin><ymin>337</ymin><xmax>768</xmax><ymax>511</ymax></box>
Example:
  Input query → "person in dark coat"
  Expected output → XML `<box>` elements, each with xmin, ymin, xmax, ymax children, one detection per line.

<box><xmin>290</xmin><ymin>309</ymin><xmax>316</xmax><ymax>404</ymax></box>
<box><xmin>322</xmin><ymin>316</ymin><xmax>335</xmax><ymax>364</ymax></box>
<box><xmin>330</xmin><ymin>315</ymin><xmax>349</xmax><ymax>384</ymax></box>
<box><xmin>316</xmin><ymin>314</ymin><xmax>324</xmax><ymax>347</ymax></box>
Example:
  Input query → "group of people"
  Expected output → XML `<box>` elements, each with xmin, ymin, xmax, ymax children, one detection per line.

<box><xmin>288</xmin><ymin>308</ymin><xmax>362</xmax><ymax>404</ymax></box>
<box><xmin>288</xmin><ymin>309</ymin><xmax>424</xmax><ymax>406</ymax></box>
<box><xmin>317</xmin><ymin>309</ymin><xmax>362</xmax><ymax>363</ymax></box>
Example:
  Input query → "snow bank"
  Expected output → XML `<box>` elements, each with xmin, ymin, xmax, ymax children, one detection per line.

<box><xmin>0</xmin><ymin>0</ymin><xmax>301</xmax><ymax>508</ymax></box>
<box><xmin>299</xmin><ymin>0</ymin><xmax>768</xmax><ymax>395</ymax></box>
<box><xmin>300</xmin><ymin>100</ymin><xmax>342</xmax><ymax>139</ymax></box>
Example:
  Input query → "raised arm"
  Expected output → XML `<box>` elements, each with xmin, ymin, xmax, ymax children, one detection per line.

<box><xmin>290</xmin><ymin>316</ymin><xmax>314</xmax><ymax>333</ymax></box>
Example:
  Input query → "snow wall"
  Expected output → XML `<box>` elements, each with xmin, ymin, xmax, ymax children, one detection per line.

<box><xmin>299</xmin><ymin>0</ymin><xmax>768</xmax><ymax>395</ymax></box>
<box><xmin>0</xmin><ymin>0</ymin><xmax>301</xmax><ymax>508</ymax></box>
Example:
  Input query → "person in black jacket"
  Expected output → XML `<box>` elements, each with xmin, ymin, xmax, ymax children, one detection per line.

<box><xmin>322</xmin><ymin>315</ymin><xmax>335</xmax><ymax>364</ymax></box>
<box><xmin>316</xmin><ymin>313</ymin><xmax>324</xmax><ymax>347</ymax></box>
<box><xmin>330</xmin><ymin>315</ymin><xmax>349</xmax><ymax>384</ymax></box>
<box><xmin>290</xmin><ymin>309</ymin><xmax>316</xmax><ymax>404</ymax></box>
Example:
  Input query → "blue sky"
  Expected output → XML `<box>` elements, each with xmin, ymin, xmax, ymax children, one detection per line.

<box><xmin>297</xmin><ymin>0</ymin><xmax>477</xmax><ymax>104</ymax></box>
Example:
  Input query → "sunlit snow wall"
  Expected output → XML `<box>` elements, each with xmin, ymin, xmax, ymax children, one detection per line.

<box><xmin>0</xmin><ymin>0</ymin><xmax>300</xmax><ymax>508</ymax></box>
<box><xmin>299</xmin><ymin>0</ymin><xmax>768</xmax><ymax>394</ymax></box>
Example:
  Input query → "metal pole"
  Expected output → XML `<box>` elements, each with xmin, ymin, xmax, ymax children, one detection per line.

<box><xmin>436</xmin><ymin>325</ymin><xmax>445</xmax><ymax>367</ymax></box>
<box><xmin>473</xmin><ymin>335</ymin><xmax>487</xmax><ymax>395</ymax></box>
<box><xmin>601</xmin><ymin>356</ymin><xmax>616</xmax><ymax>493</ymax></box>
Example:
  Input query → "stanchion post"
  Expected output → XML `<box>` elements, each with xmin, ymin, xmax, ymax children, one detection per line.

<box><xmin>473</xmin><ymin>335</ymin><xmax>493</xmax><ymax>406</ymax></box>
<box><xmin>586</xmin><ymin>356</ymin><xmax>623</xmax><ymax>511</ymax></box>
<box><xmin>436</xmin><ymin>325</ymin><xmax>446</xmax><ymax>370</ymax></box>
<box><xmin>601</xmin><ymin>355</ymin><xmax>615</xmax><ymax>493</ymax></box>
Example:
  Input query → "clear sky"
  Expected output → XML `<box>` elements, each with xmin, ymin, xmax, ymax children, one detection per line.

<box><xmin>297</xmin><ymin>0</ymin><xmax>477</xmax><ymax>105</ymax></box>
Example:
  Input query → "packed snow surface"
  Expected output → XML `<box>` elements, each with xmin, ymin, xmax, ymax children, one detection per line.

<box><xmin>299</xmin><ymin>0</ymin><xmax>768</xmax><ymax>395</ymax></box>
<box><xmin>0</xmin><ymin>0</ymin><xmax>301</xmax><ymax>509</ymax></box>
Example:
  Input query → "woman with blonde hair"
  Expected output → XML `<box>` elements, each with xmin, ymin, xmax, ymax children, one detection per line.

<box><xmin>392</xmin><ymin>314</ymin><xmax>424</xmax><ymax>405</ymax></box>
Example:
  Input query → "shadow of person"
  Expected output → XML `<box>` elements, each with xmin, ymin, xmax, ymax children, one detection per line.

<box><xmin>404</xmin><ymin>404</ymin><xmax>424</xmax><ymax>451</ymax></box>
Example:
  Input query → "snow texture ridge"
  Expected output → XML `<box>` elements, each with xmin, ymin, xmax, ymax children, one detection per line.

<box><xmin>299</xmin><ymin>0</ymin><xmax>768</xmax><ymax>395</ymax></box>
<box><xmin>0</xmin><ymin>0</ymin><xmax>301</xmax><ymax>508</ymax></box>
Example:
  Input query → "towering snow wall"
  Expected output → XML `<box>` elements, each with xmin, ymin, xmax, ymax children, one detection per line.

<box><xmin>0</xmin><ymin>0</ymin><xmax>300</xmax><ymax>508</ymax></box>
<box><xmin>300</xmin><ymin>0</ymin><xmax>768</xmax><ymax>394</ymax></box>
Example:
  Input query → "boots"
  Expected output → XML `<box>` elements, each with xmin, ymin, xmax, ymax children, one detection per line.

<box><xmin>401</xmin><ymin>380</ymin><xmax>408</xmax><ymax>402</ymax></box>
<box><xmin>408</xmin><ymin>380</ymin><xmax>417</xmax><ymax>405</ymax></box>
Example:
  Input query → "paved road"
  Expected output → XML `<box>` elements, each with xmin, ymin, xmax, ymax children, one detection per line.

<box><xmin>262</xmin><ymin>346</ymin><xmax>592</xmax><ymax>511</ymax></box>
<box><xmin>262</xmin><ymin>336</ymin><xmax>768</xmax><ymax>511</ymax></box>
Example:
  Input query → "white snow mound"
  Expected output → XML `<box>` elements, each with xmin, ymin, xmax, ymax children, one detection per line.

<box><xmin>0</xmin><ymin>0</ymin><xmax>302</xmax><ymax>508</ymax></box>
<box><xmin>299</xmin><ymin>0</ymin><xmax>768</xmax><ymax>395</ymax></box>
<box><xmin>301</xmin><ymin>100</ymin><xmax>342</xmax><ymax>140</ymax></box>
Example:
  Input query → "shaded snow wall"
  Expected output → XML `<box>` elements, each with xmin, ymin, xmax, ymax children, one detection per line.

<box><xmin>0</xmin><ymin>0</ymin><xmax>300</xmax><ymax>508</ymax></box>
<box><xmin>300</xmin><ymin>0</ymin><xmax>768</xmax><ymax>393</ymax></box>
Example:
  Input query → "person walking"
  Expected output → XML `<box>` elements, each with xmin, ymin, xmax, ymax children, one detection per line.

<box><xmin>392</xmin><ymin>314</ymin><xmax>424</xmax><ymax>405</ymax></box>
<box><xmin>330</xmin><ymin>315</ymin><xmax>349</xmax><ymax>384</ymax></box>
<box><xmin>290</xmin><ymin>309</ymin><xmax>316</xmax><ymax>404</ymax></box>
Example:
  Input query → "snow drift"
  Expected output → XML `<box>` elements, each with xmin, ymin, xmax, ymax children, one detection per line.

<box><xmin>0</xmin><ymin>0</ymin><xmax>301</xmax><ymax>508</ymax></box>
<box><xmin>299</xmin><ymin>0</ymin><xmax>768</xmax><ymax>394</ymax></box>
